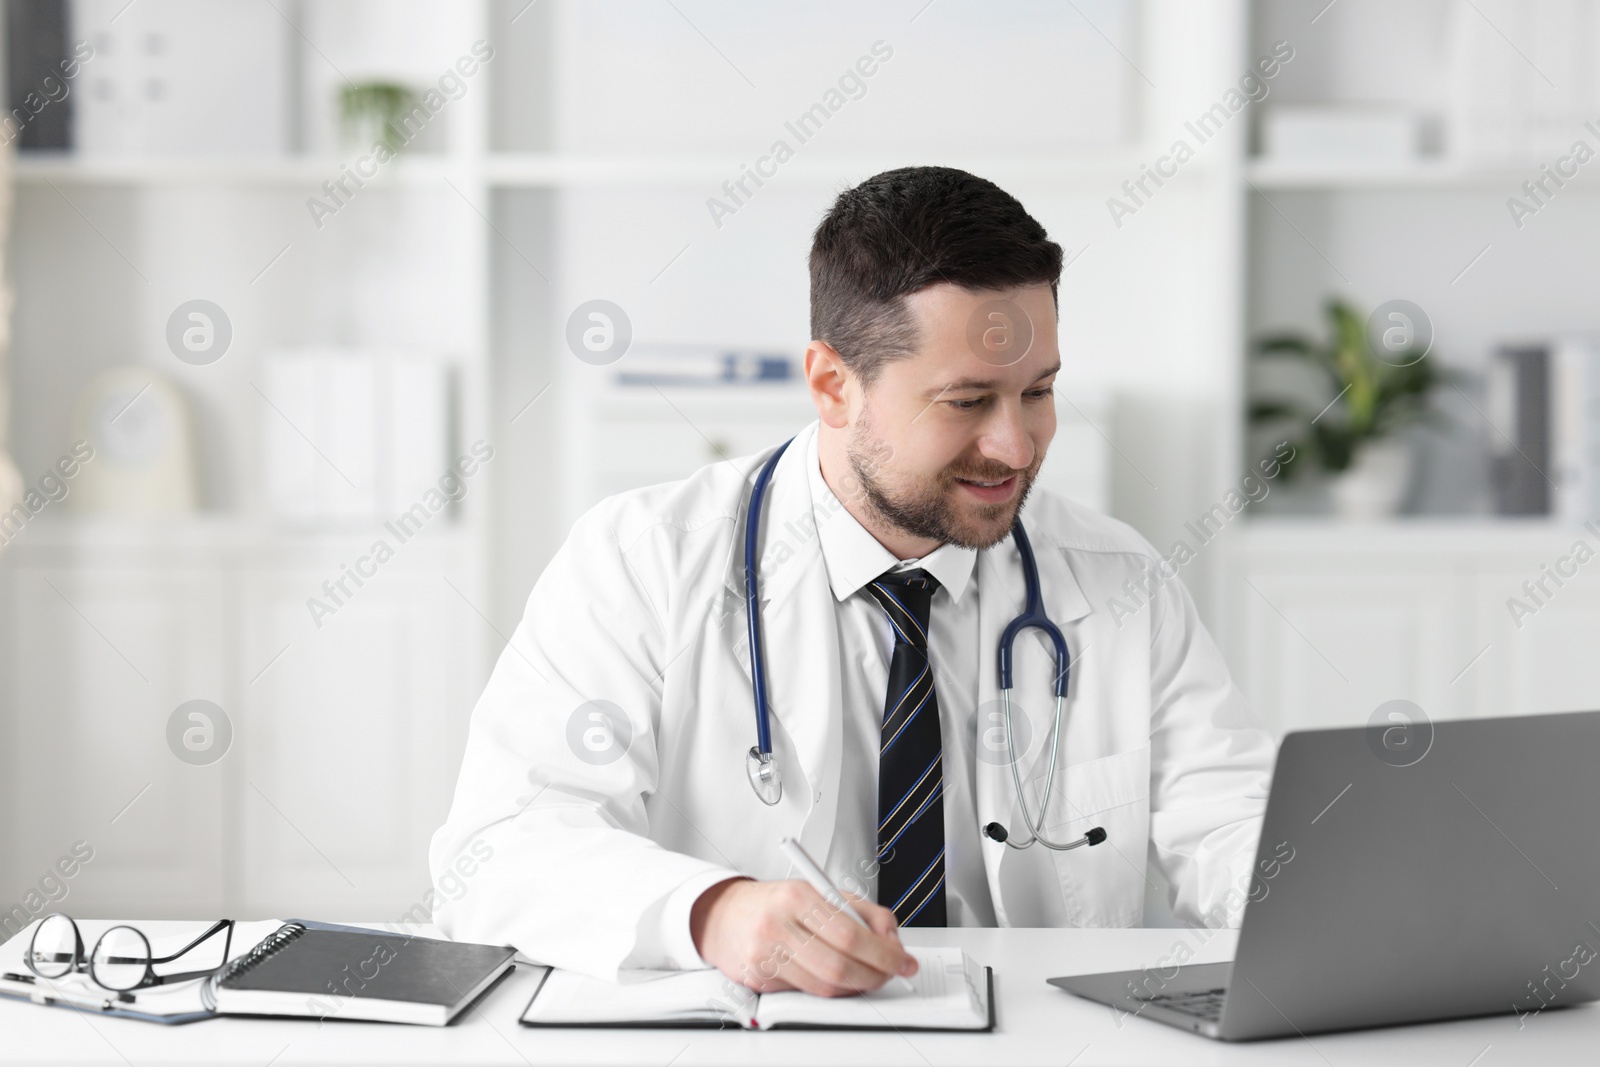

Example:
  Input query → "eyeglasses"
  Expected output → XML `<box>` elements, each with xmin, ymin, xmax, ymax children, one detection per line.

<box><xmin>24</xmin><ymin>914</ymin><xmax>235</xmax><ymax>993</ymax></box>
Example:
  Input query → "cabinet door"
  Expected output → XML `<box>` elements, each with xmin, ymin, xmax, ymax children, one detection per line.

<box><xmin>1228</xmin><ymin>567</ymin><xmax>1472</xmax><ymax>735</ymax></box>
<box><xmin>1471</xmin><ymin>565</ymin><xmax>1600</xmax><ymax>717</ymax></box>
<box><xmin>235</xmin><ymin>560</ymin><xmax>475</xmax><ymax>918</ymax></box>
<box><xmin>1</xmin><ymin>565</ymin><xmax>226</xmax><ymax>921</ymax></box>
<box><xmin>584</xmin><ymin>389</ymin><xmax>816</xmax><ymax>515</ymax></box>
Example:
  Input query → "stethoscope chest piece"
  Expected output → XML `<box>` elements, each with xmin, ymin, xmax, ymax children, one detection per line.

<box><xmin>746</xmin><ymin>746</ymin><xmax>782</xmax><ymax>806</ymax></box>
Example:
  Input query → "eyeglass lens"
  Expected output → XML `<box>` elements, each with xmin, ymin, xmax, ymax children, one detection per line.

<box><xmin>27</xmin><ymin>914</ymin><xmax>79</xmax><ymax>979</ymax></box>
<box><xmin>90</xmin><ymin>926</ymin><xmax>152</xmax><ymax>991</ymax></box>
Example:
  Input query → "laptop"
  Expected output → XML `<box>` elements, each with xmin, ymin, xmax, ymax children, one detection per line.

<box><xmin>1049</xmin><ymin>710</ymin><xmax>1600</xmax><ymax>1040</ymax></box>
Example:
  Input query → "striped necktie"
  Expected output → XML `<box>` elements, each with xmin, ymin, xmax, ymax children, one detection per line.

<box><xmin>866</xmin><ymin>568</ymin><xmax>947</xmax><ymax>927</ymax></box>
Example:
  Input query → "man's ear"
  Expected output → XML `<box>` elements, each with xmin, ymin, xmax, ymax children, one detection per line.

<box><xmin>804</xmin><ymin>341</ymin><xmax>851</xmax><ymax>429</ymax></box>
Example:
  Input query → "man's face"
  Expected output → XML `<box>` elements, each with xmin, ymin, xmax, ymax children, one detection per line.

<box><xmin>845</xmin><ymin>283</ymin><xmax>1060</xmax><ymax>551</ymax></box>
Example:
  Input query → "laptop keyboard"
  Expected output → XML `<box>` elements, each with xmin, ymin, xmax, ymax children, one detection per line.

<box><xmin>1136</xmin><ymin>987</ymin><xmax>1227</xmax><ymax>1021</ymax></box>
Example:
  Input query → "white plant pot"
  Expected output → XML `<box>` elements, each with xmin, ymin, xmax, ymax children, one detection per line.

<box><xmin>1329</xmin><ymin>437</ymin><xmax>1413</xmax><ymax>520</ymax></box>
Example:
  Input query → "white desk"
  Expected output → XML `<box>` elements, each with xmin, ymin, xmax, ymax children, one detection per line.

<box><xmin>2</xmin><ymin>922</ymin><xmax>1594</xmax><ymax>1065</ymax></box>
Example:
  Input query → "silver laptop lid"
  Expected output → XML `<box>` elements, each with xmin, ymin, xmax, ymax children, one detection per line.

<box><xmin>1221</xmin><ymin>709</ymin><xmax>1600</xmax><ymax>1039</ymax></box>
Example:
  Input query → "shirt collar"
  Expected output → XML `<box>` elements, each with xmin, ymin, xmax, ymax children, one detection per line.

<box><xmin>805</xmin><ymin>431</ymin><xmax>977</xmax><ymax>605</ymax></box>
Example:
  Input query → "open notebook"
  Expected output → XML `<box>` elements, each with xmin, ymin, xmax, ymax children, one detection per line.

<box><xmin>520</xmin><ymin>946</ymin><xmax>992</xmax><ymax>1031</ymax></box>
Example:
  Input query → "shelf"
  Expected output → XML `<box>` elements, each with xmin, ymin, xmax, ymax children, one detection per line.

<box><xmin>14</xmin><ymin>150</ymin><xmax>1194</xmax><ymax>190</ymax></box>
<box><xmin>0</xmin><ymin>512</ymin><xmax>473</xmax><ymax>558</ymax></box>
<box><xmin>1237</xmin><ymin>515</ymin><xmax>1600</xmax><ymax>553</ymax></box>
<box><xmin>14</xmin><ymin>153</ymin><xmax>472</xmax><ymax>187</ymax></box>
<box><xmin>487</xmin><ymin>150</ymin><xmax>1204</xmax><ymax>188</ymax></box>
<box><xmin>1245</xmin><ymin>157</ymin><xmax>1600</xmax><ymax>191</ymax></box>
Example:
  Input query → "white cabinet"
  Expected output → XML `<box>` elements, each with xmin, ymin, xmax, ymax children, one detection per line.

<box><xmin>3</xmin><ymin>559</ymin><xmax>225</xmax><ymax>918</ymax></box>
<box><xmin>0</xmin><ymin>520</ymin><xmax>480</xmax><ymax>925</ymax></box>
<box><xmin>235</xmin><ymin>559</ymin><xmax>473</xmax><ymax>918</ymax></box>
<box><xmin>1470</xmin><ymin>563</ymin><xmax>1600</xmax><ymax>718</ymax></box>
<box><xmin>580</xmin><ymin>386</ymin><xmax>817</xmax><ymax>514</ymax></box>
<box><xmin>1223</xmin><ymin>522</ymin><xmax>1600</xmax><ymax>736</ymax></box>
<box><xmin>1229</xmin><ymin>566</ymin><xmax>1471</xmax><ymax>734</ymax></box>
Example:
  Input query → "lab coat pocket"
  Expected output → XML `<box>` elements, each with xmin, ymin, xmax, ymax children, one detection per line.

<box><xmin>1042</xmin><ymin>745</ymin><xmax>1151</xmax><ymax>927</ymax></box>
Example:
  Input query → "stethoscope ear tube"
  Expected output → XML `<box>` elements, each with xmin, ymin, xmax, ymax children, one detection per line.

<box><xmin>984</xmin><ymin>821</ymin><xmax>1107</xmax><ymax>851</ymax></box>
<box><xmin>993</xmin><ymin>519</ymin><xmax>1083</xmax><ymax>848</ymax></box>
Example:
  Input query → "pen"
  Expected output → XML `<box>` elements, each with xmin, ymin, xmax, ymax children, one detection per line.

<box><xmin>0</xmin><ymin>979</ymin><xmax>122</xmax><ymax>1013</ymax></box>
<box><xmin>778</xmin><ymin>836</ymin><xmax>915</xmax><ymax>993</ymax></box>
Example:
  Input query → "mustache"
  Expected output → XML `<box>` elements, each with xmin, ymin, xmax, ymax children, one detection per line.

<box><xmin>944</xmin><ymin>460</ymin><xmax>1034</xmax><ymax>484</ymax></box>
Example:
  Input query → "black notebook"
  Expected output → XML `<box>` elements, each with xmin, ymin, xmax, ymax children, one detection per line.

<box><xmin>520</xmin><ymin>946</ymin><xmax>993</xmax><ymax>1031</ymax></box>
<box><xmin>206</xmin><ymin>922</ymin><xmax>515</xmax><ymax>1026</ymax></box>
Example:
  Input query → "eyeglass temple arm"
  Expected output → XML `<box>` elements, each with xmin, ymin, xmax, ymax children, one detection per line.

<box><xmin>144</xmin><ymin>964</ymin><xmax>232</xmax><ymax>985</ymax></box>
<box><xmin>148</xmin><ymin>919</ymin><xmax>234</xmax><ymax>966</ymax></box>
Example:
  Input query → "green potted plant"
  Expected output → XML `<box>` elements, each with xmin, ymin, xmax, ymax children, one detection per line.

<box><xmin>339</xmin><ymin>81</ymin><xmax>419</xmax><ymax>155</ymax></box>
<box><xmin>1249</xmin><ymin>298</ymin><xmax>1457</xmax><ymax>518</ymax></box>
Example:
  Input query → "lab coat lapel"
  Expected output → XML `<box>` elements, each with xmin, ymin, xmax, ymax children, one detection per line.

<box><xmin>721</xmin><ymin>422</ymin><xmax>843</xmax><ymax>861</ymax></box>
<box><xmin>974</xmin><ymin>519</ymin><xmax>1092</xmax><ymax>925</ymax></box>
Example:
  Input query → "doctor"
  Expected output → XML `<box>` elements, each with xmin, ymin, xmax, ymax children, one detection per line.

<box><xmin>430</xmin><ymin>165</ymin><xmax>1275</xmax><ymax>997</ymax></box>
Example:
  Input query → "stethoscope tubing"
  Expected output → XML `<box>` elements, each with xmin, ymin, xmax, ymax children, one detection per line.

<box><xmin>744</xmin><ymin>437</ymin><xmax>792</xmax><ymax>758</ymax></box>
<box><xmin>743</xmin><ymin>436</ymin><xmax>1084</xmax><ymax>850</ymax></box>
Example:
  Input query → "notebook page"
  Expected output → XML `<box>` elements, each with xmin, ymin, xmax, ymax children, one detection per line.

<box><xmin>522</xmin><ymin>967</ymin><xmax>758</xmax><ymax>1026</ymax></box>
<box><xmin>753</xmin><ymin>947</ymin><xmax>986</xmax><ymax>1030</ymax></box>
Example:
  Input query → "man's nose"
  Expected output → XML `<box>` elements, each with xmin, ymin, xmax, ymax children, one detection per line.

<box><xmin>980</xmin><ymin>411</ymin><xmax>1035</xmax><ymax>470</ymax></box>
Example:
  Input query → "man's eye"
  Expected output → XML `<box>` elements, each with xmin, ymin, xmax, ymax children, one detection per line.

<box><xmin>949</xmin><ymin>397</ymin><xmax>985</xmax><ymax>411</ymax></box>
<box><xmin>1025</xmin><ymin>387</ymin><xmax>1055</xmax><ymax>400</ymax></box>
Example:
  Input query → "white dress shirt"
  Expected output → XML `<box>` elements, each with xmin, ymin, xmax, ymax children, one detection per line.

<box><xmin>644</xmin><ymin>437</ymin><xmax>999</xmax><ymax>967</ymax></box>
<box><xmin>806</xmin><ymin>443</ymin><xmax>998</xmax><ymax>928</ymax></box>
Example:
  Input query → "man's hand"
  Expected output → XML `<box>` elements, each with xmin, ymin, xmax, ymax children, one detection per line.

<box><xmin>689</xmin><ymin>877</ymin><xmax>919</xmax><ymax>996</ymax></box>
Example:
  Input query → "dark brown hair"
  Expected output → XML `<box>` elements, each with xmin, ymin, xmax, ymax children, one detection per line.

<box><xmin>809</xmin><ymin>166</ymin><xmax>1063</xmax><ymax>384</ymax></box>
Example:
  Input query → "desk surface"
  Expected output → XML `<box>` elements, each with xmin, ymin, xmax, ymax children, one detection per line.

<box><xmin>2</xmin><ymin>922</ymin><xmax>1593</xmax><ymax>1066</ymax></box>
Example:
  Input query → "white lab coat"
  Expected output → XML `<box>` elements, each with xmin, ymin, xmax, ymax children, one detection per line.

<box><xmin>430</xmin><ymin>420</ymin><xmax>1275</xmax><ymax>979</ymax></box>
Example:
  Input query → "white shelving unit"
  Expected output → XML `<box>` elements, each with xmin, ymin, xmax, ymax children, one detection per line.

<box><xmin>0</xmin><ymin>1</ymin><xmax>496</xmax><ymax>926</ymax></box>
<box><xmin>1222</xmin><ymin>0</ymin><xmax>1600</xmax><ymax>733</ymax></box>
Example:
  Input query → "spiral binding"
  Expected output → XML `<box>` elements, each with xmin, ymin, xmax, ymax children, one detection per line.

<box><xmin>201</xmin><ymin>922</ymin><xmax>306</xmax><ymax>1011</ymax></box>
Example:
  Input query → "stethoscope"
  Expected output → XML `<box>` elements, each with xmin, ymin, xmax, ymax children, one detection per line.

<box><xmin>743</xmin><ymin>438</ymin><xmax>1107</xmax><ymax>854</ymax></box>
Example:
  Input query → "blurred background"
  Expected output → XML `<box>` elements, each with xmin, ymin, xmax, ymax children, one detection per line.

<box><xmin>3</xmin><ymin>0</ymin><xmax>1599</xmax><ymax>934</ymax></box>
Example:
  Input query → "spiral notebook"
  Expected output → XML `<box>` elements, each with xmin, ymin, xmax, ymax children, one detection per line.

<box><xmin>208</xmin><ymin>921</ymin><xmax>516</xmax><ymax>1026</ymax></box>
<box><xmin>520</xmin><ymin>946</ymin><xmax>993</xmax><ymax>1031</ymax></box>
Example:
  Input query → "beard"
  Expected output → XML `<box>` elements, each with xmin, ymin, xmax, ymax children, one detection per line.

<box><xmin>846</xmin><ymin>422</ymin><xmax>1043</xmax><ymax>551</ymax></box>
